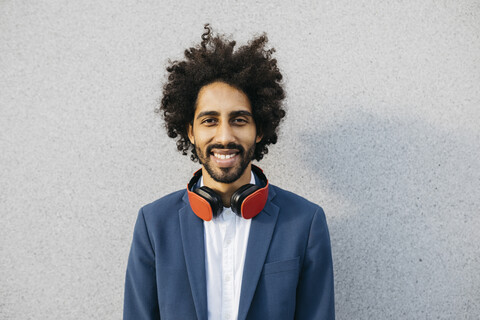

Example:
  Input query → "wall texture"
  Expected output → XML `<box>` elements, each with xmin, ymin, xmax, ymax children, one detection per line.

<box><xmin>1</xmin><ymin>1</ymin><xmax>479</xmax><ymax>319</ymax></box>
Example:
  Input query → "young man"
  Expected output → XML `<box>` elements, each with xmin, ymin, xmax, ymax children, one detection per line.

<box><xmin>124</xmin><ymin>25</ymin><xmax>335</xmax><ymax>320</ymax></box>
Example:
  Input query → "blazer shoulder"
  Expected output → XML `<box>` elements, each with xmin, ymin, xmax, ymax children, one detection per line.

<box><xmin>140</xmin><ymin>189</ymin><xmax>187</xmax><ymax>220</ymax></box>
<box><xmin>270</xmin><ymin>184</ymin><xmax>324</xmax><ymax>216</ymax></box>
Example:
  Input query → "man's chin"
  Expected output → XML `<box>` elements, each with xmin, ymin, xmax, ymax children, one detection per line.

<box><xmin>206</xmin><ymin>164</ymin><xmax>245</xmax><ymax>184</ymax></box>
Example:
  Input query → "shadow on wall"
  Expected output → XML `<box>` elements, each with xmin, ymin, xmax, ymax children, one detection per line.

<box><xmin>299</xmin><ymin>110</ymin><xmax>479</xmax><ymax>319</ymax></box>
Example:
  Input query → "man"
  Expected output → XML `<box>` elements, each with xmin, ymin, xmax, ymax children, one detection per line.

<box><xmin>124</xmin><ymin>25</ymin><xmax>335</xmax><ymax>320</ymax></box>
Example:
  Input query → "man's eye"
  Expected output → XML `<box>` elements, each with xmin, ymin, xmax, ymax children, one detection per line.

<box><xmin>232</xmin><ymin>118</ymin><xmax>248</xmax><ymax>124</ymax></box>
<box><xmin>201</xmin><ymin>118</ymin><xmax>217</xmax><ymax>125</ymax></box>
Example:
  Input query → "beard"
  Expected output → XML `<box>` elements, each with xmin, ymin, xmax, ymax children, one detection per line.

<box><xmin>195</xmin><ymin>142</ymin><xmax>256</xmax><ymax>184</ymax></box>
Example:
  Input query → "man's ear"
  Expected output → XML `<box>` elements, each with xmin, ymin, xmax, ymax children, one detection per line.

<box><xmin>255</xmin><ymin>125</ymin><xmax>263</xmax><ymax>143</ymax></box>
<box><xmin>187</xmin><ymin>122</ymin><xmax>195</xmax><ymax>144</ymax></box>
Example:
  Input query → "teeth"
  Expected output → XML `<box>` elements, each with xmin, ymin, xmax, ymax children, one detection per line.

<box><xmin>214</xmin><ymin>153</ymin><xmax>236</xmax><ymax>159</ymax></box>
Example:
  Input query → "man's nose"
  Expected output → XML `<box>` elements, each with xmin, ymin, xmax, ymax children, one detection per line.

<box><xmin>214</xmin><ymin>122</ymin><xmax>235</xmax><ymax>145</ymax></box>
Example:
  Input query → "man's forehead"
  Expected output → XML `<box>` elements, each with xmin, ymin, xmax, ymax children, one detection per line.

<box><xmin>194</xmin><ymin>82</ymin><xmax>252</xmax><ymax>116</ymax></box>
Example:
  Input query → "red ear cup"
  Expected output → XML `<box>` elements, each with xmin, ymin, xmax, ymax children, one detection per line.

<box><xmin>187</xmin><ymin>165</ymin><xmax>269</xmax><ymax>221</ymax></box>
<box><xmin>187</xmin><ymin>189</ymin><xmax>214</xmax><ymax>221</ymax></box>
<box><xmin>236</xmin><ymin>165</ymin><xmax>269</xmax><ymax>219</ymax></box>
<box><xmin>193</xmin><ymin>186</ymin><xmax>223</xmax><ymax>220</ymax></box>
<box><xmin>239</xmin><ymin>184</ymin><xmax>269</xmax><ymax>219</ymax></box>
<box><xmin>187</xmin><ymin>170</ymin><xmax>223</xmax><ymax>221</ymax></box>
<box><xmin>230</xmin><ymin>184</ymin><xmax>260</xmax><ymax>216</ymax></box>
<box><xmin>230</xmin><ymin>165</ymin><xmax>269</xmax><ymax>219</ymax></box>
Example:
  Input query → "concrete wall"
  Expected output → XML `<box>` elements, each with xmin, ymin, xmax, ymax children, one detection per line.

<box><xmin>1</xmin><ymin>1</ymin><xmax>479</xmax><ymax>319</ymax></box>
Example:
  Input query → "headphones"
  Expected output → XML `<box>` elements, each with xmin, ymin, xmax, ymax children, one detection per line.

<box><xmin>187</xmin><ymin>165</ymin><xmax>269</xmax><ymax>221</ymax></box>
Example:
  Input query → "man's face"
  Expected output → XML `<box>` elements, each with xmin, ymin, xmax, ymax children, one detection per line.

<box><xmin>188</xmin><ymin>81</ymin><xmax>262</xmax><ymax>184</ymax></box>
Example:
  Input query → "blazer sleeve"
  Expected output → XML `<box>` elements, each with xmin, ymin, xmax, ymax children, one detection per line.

<box><xmin>123</xmin><ymin>208</ymin><xmax>160</xmax><ymax>320</ymax></box>
<box><xmin>295</xmin><ymin>206</ymin><xmax>335</xmax><ymax>319</ymax></box>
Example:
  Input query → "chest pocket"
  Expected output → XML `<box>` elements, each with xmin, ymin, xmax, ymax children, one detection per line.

<box><xmin>262</xmin><ymin>256</ymin><xmax>300</xmax><ymax>275</ymax></box>
<box><xmin>251</xmin><ymin>256</ymin><xmax>300</xmax><ymax>319</ymax></box>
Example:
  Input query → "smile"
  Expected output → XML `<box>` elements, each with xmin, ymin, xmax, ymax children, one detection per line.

<box><xmin>209</xmin><ymin>149</ymin><xmax>241</xmax><ymax>168</ymax></box>
<box><xmin>213</xmin><ymin>152</ymin><xmax>237</xmax><ymax>159</ymax></box>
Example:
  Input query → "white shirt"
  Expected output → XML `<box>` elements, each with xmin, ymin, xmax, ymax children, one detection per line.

<box><xmin>201</xmin><ymin>172</ymin><xmax>255</xmax><ymax>320</ymax></box>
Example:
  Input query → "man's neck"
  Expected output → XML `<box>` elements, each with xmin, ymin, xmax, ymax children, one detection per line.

<box><xmin>202</xmin><ymin>164</ymin><xmax>253</xmax><ymax>208</ymax></box>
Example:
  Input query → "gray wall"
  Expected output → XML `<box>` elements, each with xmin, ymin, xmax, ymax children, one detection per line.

<box><xmin>1</xmin><ymin>1</ymin><xmax>479</xmax><ymax>319</ymax></box>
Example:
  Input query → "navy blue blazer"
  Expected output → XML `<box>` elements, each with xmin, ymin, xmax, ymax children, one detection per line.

<box><xmin>124</xmin><ymin>184</ymin><xmax>335</xmax><ymax>319</ymax></box>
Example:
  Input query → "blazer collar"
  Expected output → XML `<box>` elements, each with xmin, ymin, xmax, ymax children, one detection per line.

<box><xmin>179</xmin><ymin>196</ymin><xmax>208</xmax><ymax>320</ymax></box>
<box><xmin>180</xmin><ymin>182</ymin><xmax>279</xmax><ymax>320</ymax></box>
<box><xmin>238</xmin><ymin>186</ymin><xmax>279</xmax><ymax>320</ymax></box>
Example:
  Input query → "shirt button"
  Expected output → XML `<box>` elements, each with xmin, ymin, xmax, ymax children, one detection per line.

<box><xmin>225</xmin><ymin>275</ymin><xmax>231</xmax><ymax>281</ymax></box>
<box><xmin>225</xmin><ymin>314</ymin><xmax>230</xmax><ymax>320</ymax></box>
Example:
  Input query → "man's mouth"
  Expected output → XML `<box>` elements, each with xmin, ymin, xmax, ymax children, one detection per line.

<box><xmin>212</xmin><ymin>152</ymin><xmax>238</xmax><ymax>159</ymax></box>
<box><xmin>209</xmin><ymin>149</ymin><xmax>240</xmax><ymax>167</ymax></box>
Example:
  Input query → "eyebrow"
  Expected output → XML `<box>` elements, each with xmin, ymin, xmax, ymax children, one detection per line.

<box><xmin>230</xmin><ymin>110</ymin><xmax>253</xmax><ymax>118</ymax></box>
<box><xmin>196</xmin><ymin>110</ymin><xmax>253</xmax><ymax>120</ymax></box>
<box><xmin>196</xmin><ymin>111</ymin><xmax>219</xmax><ymax>119</ymax></box>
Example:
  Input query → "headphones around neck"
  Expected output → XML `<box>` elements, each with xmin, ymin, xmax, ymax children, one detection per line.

<box><xmin>187</xmin><ymin>165</ymin><xmax>269</xmax><ymax>221</ymax></box>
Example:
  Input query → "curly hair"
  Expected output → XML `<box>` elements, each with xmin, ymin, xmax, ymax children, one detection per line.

<box><xmin>159</xmin><ymin>24</ymin><xmax>286</xmax><ymax>162</ymax></box>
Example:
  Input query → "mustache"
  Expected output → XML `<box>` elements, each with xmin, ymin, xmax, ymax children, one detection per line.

<box><xmin>206</xmin><ymin>143</ymin><xmax>245</xmax><ymax>155</ymax></box>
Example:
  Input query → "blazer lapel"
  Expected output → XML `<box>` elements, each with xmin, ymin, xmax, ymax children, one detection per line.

<box><xmin>179</xmin><ymin>192</ymin><xmax>208</xmax><ymax>320</ymax></box>
<box><xmin>237</xmin><ymin>186</ymin><xmax>279</xmax><ymax>320</ymax></box>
